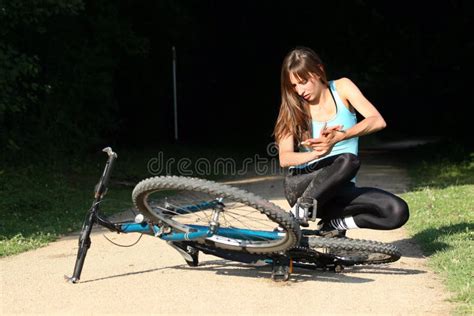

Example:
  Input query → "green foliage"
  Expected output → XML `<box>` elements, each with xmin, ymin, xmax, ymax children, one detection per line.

<box><xmin>0</xmin><ymin>1</ymin><xmax>85</xmax><ymax>153</ymax></box>
<box><xmin>0</xmin><ymin>44</ymin><xmax>40</xmax><ymax>114</ymax></box>
<box><xmin>402</xmin><ymin>143</ymin><xmax>474</xmax><ymax>314</ymax></box>
<box><xmin>0</xmin><ymin>0</ymin><xmax>149</xmax><ymax>158</ymax></box>
<box><xmin>0</xmin><ymin>0</ymin><xmax>84</xmax><ymax>114</ymax></box>
<box><xmin>0</xmin><ymin>0</ymin><xmax>84</xmax><ymax>30</ymax></box>
<box><xmin>0</xmin><ymin>162</ymin><xmax>134</xmax><ymax>256</ymax></box>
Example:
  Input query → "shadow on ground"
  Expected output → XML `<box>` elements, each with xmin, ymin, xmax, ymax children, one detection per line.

<box><xmin>409</xmin><ymin>222</ymin><xmax>474</xmax><ymax>256</ymax></box>
<box><xmin>390</xmin><ymin>238</ymin><xmax>426</xmax><ymax>259</ymax></box>
<box><xmin>80</xmin><ymin>257</ymin><xmax>426</xmax><ymax>285</ymax></box>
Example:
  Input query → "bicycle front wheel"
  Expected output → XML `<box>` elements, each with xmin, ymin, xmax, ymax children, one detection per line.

<box><xmin>132</xmin><ymin>176</ymin><xmax>301</xmax><ymax>254</ymax></box>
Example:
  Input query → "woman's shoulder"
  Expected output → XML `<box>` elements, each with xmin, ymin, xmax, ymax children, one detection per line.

<box><xmin>332</xmin><ymin>77</ymin><xmax>356</xmax><ymax>90</ymax></box>
<box><xmin>330</xmin><ymin>77</ymin><xmax>360</xmax><ymax>107</ymax></box>
<box><xmin>331</xmin><ymin>77</ymin><xmax>360</xmax><ymax>98</ymax></box>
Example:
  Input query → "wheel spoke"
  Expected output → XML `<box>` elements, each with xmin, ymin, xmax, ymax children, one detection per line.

<box><xmin>132</xmin><ymin>176</ymin><xmax>300</xmax><ymax>253</ymax></box>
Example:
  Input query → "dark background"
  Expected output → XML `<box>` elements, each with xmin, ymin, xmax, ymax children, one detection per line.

<box><xmin>1</xmin><ymin>0</ymin><xmax>473</xmax><ymax>159</ymax></box>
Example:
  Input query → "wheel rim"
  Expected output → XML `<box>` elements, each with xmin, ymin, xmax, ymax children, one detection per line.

<box><xmin>143</xmin><ymin>188</ymin><xmax>290</xmax><ymax>251</ymax></box>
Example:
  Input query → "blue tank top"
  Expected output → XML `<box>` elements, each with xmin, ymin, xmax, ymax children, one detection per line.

<box><xmin>292</xmin><ymin>80</ymin><xmax>358</xmax><ymax>169</ymax></box>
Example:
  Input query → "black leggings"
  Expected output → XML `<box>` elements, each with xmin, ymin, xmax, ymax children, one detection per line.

<box><xmin>284</xmin><ymin>153</ymin><xmax>409</xmax><ymax>230</ymax></box>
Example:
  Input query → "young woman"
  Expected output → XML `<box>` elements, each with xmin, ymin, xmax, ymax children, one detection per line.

<box><xmin>274</xmin><ymin>46</ymin><xmax>409</xmax><ymax>236</ymax></box>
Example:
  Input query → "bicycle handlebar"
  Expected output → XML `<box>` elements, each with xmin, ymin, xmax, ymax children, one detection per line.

<box><xmin>95</xmin><ymin>147</ymin><xmax>118</xmax><ymax>198</ymax></box>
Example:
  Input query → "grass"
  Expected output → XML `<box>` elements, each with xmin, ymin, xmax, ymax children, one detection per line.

<box><xmin>0</xmin><ymin>143</ymin><xmax>268</xmax><ymax>256</ymax></box>
<box><xmin>0</xmin><ymin>155</ymin><xmax>138</xmax><ymax>256</ymax></box>
<box><xmin>401</xmin><ymin>142</ymin><xmax>474</xmax><ymax>315</ymax></box>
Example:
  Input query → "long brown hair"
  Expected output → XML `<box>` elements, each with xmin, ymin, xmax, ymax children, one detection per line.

<box><xmin>273</xmin><ymin>47</ymin><xmax>328</xmax><ymax>146</ymax></box>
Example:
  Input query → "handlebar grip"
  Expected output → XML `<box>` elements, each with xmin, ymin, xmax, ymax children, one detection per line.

<box><xmin>102</xmin><ymin>147</ymin><xmax>117</xmax><ymax>159</ymax></box>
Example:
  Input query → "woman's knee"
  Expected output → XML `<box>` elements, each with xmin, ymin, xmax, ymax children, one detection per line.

<box><xmin>387</xmin><ymin>197</ymin><xmax>410</xmax><ymax>229</ymax></box>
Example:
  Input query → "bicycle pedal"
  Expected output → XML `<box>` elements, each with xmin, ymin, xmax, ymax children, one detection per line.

<box><xmin>271</xmin><ymin>265</ymin><xmax>290</xmax><ymax>282</ymax></box>
<box><xmin>271</xmin><ymin>256</ymin><xmax>291</xmax><ymax>282</ymax></box>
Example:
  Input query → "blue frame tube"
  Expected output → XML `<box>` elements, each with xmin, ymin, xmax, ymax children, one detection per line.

<box><xmin>119</xmin><ymin>222</ymin><xmax>211</xmax><ymax>241</ymax></box>
<box><xmin>188</xmin><ymin>225</ymin><xmax>281</xmax><ymax>241</ymax></box>
<box><xmin>160</xmin><ymin>230</ymin><xmax>212</xmax><ymax>241</ymax></box>
<box><xmin>119</xmin><ymin>222</ymin><xmax>281</xmax><ymax>242</ymax></box>
<box><xmin>120</xmin><ymin>222</ymin><xmax>154</xmax><ymax>233</ymax></box>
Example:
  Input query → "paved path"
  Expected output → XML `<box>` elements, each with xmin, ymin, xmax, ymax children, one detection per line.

<box><xmin>1</xmin><ymin>149</ymin><xmax>453</xmax><ymax>315</ymax></box>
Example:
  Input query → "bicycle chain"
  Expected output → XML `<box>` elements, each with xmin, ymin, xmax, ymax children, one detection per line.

<box><xmin>288</xmin><ymin>245</ymin><xmax>319</xmax><ymax>263</ymax></box>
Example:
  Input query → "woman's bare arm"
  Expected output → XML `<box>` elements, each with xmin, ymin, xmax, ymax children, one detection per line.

<box><xmin>278</xmin><ymin>134</ymin><xmax>324</xmax><ymax>167</ymax></box>
<box><xmin>336</xmin><ymin>77</ymin><xmax>386</xmax><ymax>139</ymax></box>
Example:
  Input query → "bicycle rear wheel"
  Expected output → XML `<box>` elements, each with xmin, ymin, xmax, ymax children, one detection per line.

<box><xmin>132</xmin><ymin>176</ymin><xmax>300</xmax><ymax>254</ymax></box>
<box><xmin>307</xmin><ymin>236</ymin><xmax>401</xmax><ymax>265</ymax></box>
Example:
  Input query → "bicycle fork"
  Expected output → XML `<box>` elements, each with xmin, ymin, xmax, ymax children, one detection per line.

<box><xmin>66</xmin><ymin>147</ymin><xmax>118</xmax><ymax>283</ymax></box>
<box><xmin>66</xmin><ymin>203</ymin><xmax>96</xmax><ymax>283</ymax></box>
<box><xmin>209</xmin><ymin>198</ymin><xmax>224</xmax><ymax>234</ymax></box>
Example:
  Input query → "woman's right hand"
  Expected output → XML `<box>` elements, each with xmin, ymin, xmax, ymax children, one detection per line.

<box><xmin>311</xmin><ymin>139</ymin><xmax>334</xmax><ymax>157</ymax></box>
<box><xmin>300</xmin><ymin>138</ymin><xmax>329</xmax><ymax>157</ymax></box>
<box><xmin>302</xmin><ymin>125</ymin><xmax>343</xmax><ymax>157</ymax></box>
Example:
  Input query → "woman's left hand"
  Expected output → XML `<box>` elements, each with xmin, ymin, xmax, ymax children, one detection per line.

<box><xmin>320</xmin><ymin>125</ymin><xmax>343</xmax><ymax>143</ymax></box>
<box><xmin>306</xmin><ymin>125</ymin><xmax>344</xmax><ymax>157</ymax></box>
